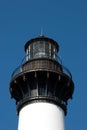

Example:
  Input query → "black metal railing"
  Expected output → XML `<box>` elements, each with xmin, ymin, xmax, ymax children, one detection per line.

<box><xmin>21</xmin><ymin>54</ymin><xmax>62</xmax><ymax>65</ymax></box>
<box><xmin>11</xmin><ymin>54</ymin><xmax>72</xmax><ymax>79</ymax></box>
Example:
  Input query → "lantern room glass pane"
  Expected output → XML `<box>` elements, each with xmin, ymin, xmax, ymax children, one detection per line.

<box><xmin>25</xmin><ymin>40</ymin><xmax>58</xmax><ymax>61</ymax></box>
<box><xmin>33</xmin><ymin>41</ymin><xmax>45</xmax><ymax>58</ymax></box>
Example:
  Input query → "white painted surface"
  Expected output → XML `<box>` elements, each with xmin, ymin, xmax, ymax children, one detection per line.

<box><xmin>18</xmin><ymin>102</ymin><xmax>65</xmax><ymax>130</ymax></box>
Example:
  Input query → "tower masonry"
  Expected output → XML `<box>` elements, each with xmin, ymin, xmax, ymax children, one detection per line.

<box><xmin>9</xmin><ymin>35</ymin><xmax>74</xmax><ymax>130</ymax></box>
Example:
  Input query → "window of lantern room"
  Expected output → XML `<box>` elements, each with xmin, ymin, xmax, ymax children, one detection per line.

<box><xmin>33</xmin><ymin>41</ymin><xmax>45</xmax><ymax>58</ymax></box>
<box><xmin>51</xmin><ymin>44</ymin><xmax>57</xmax><ymax>60</ymax></box>
<box><xmin>26</xmin><ymin>44</ymin><xmax>33</xmax><ymax>61</ymax></box>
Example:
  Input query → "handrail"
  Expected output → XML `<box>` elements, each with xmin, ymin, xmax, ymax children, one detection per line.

<box><xmin>21</xmin><ymin>54</ymin><xmax>62</xmax><ymax>65</ymax></box>
<box><xmin>11</xmin><ymin>55</ymin><xmax>72</xmax><ymax>79</ymax></box>
<box><xmin>11</xmin><ymin>65</ymin><xmax>21</xmax><ymax>78</ymax></box>
<box><xmin>62</xmin><ymin>65</ymin><xmax>72</xmax><ymax>78</ymax></box>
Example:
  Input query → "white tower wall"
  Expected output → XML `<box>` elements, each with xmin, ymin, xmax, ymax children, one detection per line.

<box><xmin>18</xmin><ymin>102</ymin><xmax>65</xmax><ymax>130</ymax></box>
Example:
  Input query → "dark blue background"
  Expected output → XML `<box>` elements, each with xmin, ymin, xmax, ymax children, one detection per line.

<box><xmin>0</xmin><ymin>0</ymin><xmax>86</xmax><ymax>130</ymax></box>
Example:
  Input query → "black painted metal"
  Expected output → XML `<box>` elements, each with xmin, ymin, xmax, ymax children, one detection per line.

<box><xmin>9</xmin><ymin>36</ymin><xmax>74</xmax><ymax>115</ymax></box>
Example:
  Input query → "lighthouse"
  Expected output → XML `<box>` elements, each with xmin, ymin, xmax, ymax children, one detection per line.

<box><xmin>9</xmin><ymin>35</ymin><xmax>74</xmax><ymax>130</ymax></box>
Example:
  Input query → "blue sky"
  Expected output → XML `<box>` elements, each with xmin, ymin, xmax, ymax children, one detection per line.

<box><xmin>0</xmin><ymin>0</ymin><xmax>86</xmax><ymax>130</ymax></box>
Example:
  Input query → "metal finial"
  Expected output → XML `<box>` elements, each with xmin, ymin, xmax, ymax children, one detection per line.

<box><xmin>40</xmin><ymin>27</ymin><xmax>44</xmax><ymax>37</ymax></box>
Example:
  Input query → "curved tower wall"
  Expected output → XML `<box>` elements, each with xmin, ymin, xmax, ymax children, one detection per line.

<box><xmin>18</xmin><ymin>103</ymin><xmax>65</xmax><ymax>130</ymax></box>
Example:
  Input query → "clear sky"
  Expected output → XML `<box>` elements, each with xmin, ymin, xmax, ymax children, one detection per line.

<box><xmin>0</xmin><ymin>0</ymin><xmax>86</xmax><ymax>130</ymax></box>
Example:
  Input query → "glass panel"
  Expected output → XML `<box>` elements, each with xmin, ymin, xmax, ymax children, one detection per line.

<box><xmin>26</xmin><ymin>48</ymin><xmax>29</xmax><ymax>61</ymax></box>
<box><xmin>33</xmin><ymin>41</ymin><xmax>46</xmax><ymax>58</ymax></box>
<box><xmin>30</xmin><ymin>44</ymin><xmax>33</xmax><ymax>59</ymax></box>
<box><xmin>49</xmin><ymin>43</ymin><xmax>51</xmax><ymax>58</ymax></box>
<box><xmin>45</xmin><ymin>42</ymin><xmax>49</xmax><ymax>57</ymax></box>
<box><xmin>51</xmin><ymin>44</ymin><xmax>57</xmax><ymax>60</ymax></box>
<box><xmin>25</xmin><ymin>40</ymin><xmax>58</xmax><ymax>61</ymax></box>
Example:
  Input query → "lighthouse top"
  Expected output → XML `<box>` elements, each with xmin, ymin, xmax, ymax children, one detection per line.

<box><xmin>24</xmin><ymin>35</ymin><xmax>59</xmax><ymax>62</ymax></box>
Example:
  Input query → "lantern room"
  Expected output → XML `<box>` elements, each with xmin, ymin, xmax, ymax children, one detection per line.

<box><xmin>24</xmin><ymin>35</ymin><xmax>59</xmax><ymax>62</ymax></box>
